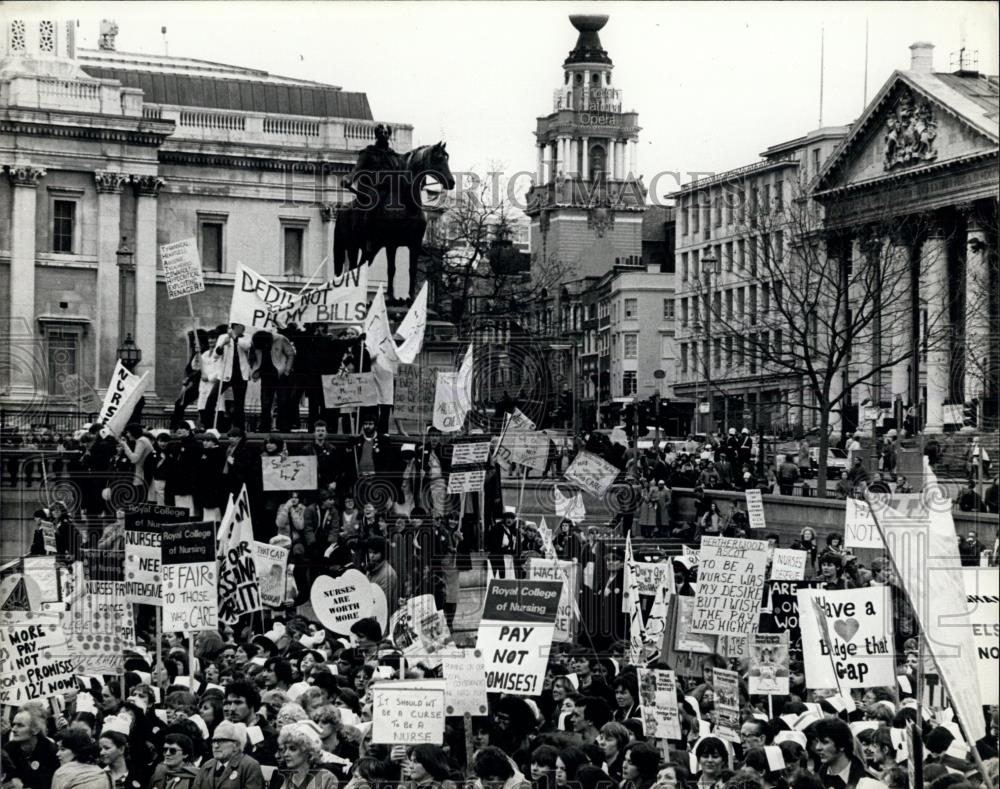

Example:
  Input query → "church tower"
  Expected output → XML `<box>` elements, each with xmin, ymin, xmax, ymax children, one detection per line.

<box><xmin>526</xmin><ymin>15</ymin><xmax>646</xmax><ymax>283</ymax></box>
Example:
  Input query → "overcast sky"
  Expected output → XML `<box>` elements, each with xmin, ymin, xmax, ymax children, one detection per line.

<box><xmin>17</xmin><ymin>1</ymin><xmax>1000</xmax><ymax>203</ymax></box>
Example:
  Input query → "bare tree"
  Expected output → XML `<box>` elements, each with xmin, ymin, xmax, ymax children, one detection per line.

<box><xmin>703</xmin><ymin>185</ymin><xmax>951</xmax><ymax>495</ymax></box>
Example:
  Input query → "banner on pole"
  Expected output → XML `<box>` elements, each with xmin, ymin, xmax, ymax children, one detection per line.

<box><xmin>564</xmin><ymin>451</ymin><xmax>619</xmax><ymax>498</ymax></box>
<box><xmin>162</xmin><ymin>522</ymin><xmax>218</xmax><ymax>633</ymax></box>
<box><xmin>229</xmin><ymin>263</ymin><xmax>368</xmax><ymax>330</ymax></box>
<box><xmin>798</xmin><ymin>586</ymin><xmax>895</xmax><ymax>688</ymax></box>
<box><xmin>476</xmin><ymin>579</ymin><xmax>562</xmax><ymax>696</ymax></box>
<box><xmin>217</xmin><ymin>487</ymin><xmax>261</xmax><ymax>624</ymax></box>
<box><xmin>745</xmin><ymin>489</ymin><xmax>766</xmax><ymax>529</ymax></box>
<box><xmin>97</xmin><ymin>360</ymin><xmax>150</xmax><ymax>437</ymax></box>
<box><xmin>691</xmin><ymin>536</ymin><xmax>768</xmax><ymax>637</ymax></box>
<box><xmin>160</xmin><ymin>238</ymin><xmax>205</xmax><ymax>299</ymax></box>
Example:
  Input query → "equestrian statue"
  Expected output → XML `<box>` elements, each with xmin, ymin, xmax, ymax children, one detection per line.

<box><xmin>335</xmin><ymin>124</ymin><xmax>455</xmax><ymax>301</ymax></box>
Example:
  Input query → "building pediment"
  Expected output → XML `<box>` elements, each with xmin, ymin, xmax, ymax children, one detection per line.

<box><xmin>813</xmin><ymin>70</ymin><xmax>999</xmax><ymax>197</ymax></box>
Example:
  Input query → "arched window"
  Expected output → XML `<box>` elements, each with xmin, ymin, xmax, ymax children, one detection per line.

<box><xmin>589</xmin><ymin>144</ymin><xmax>607</xmax><ymax>181</ymax></box>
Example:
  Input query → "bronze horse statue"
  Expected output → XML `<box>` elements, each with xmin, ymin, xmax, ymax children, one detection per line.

<box><xmin>334</xmin><ymin>142</ymin><xmax>455</xmax><ymax>301</ymax></box>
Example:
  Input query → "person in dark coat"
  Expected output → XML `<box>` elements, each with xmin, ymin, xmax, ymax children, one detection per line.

<box><xmin>3</xmin><ymin>709</ymin><xmax>59</xmax><ymax>789</ymax></box>
<box><xmin>222</xmin><ymin>427</ymin><xmax>257</xmax><ymax>500</ymax></box>
<box><xmin>166</xmin><ymin>422</ymin><xmax>201</xmax><ymax>516</ymax></box>
<box><xmin>194</xmin><ymin>431</ymin><xmax>228</xmax><ymax>521</ymax></box>
<box><xmin>172</xmin><ymin>329</ymin><xmax>210</xmax><ymax>431</ymax></box>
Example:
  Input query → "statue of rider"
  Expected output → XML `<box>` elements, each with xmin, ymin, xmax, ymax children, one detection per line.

<box><xmin>341</xmin><ymin>123</ymin><xmax>400</xmax><ymax>201</ymax></box>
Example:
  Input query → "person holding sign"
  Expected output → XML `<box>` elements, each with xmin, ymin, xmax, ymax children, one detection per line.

<box><xmin>214</xmin><ymin>324</ymin><xmax>253</xmax><ymax>431</ymax></box>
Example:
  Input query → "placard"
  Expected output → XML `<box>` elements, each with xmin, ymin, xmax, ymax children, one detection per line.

<box><xmin>674</xmin><ymin>596</ymin><xmax>717</xmax><ymax>654</ymax></box>
<box><xmin>844</xmin><ymin>498</ymin><xmax>881</xmax><ymax>549</ymax></box>
<box><xmin>691</xmin><ymin>536</ymin><xmax>768</xmax><ymax>637</ymax></box>
<box><xmin>310</xmin><ymin>570</ymin><xmax>376</xmax><ymax>636</ymax></box>
<box><xmin>770</xmin><ymin>549</ymin><xmax>808</xmax><ymax>581</ymax></box>
<box><xmin>637</xmin><ymin>668</ymin><xmax>681</xmax><ymax>739</ymax></box>
<box><xmin>20</xmin><ymin>557</ymin><xmax>59</xmax><ymax>604</ymax></box>
<box><xmin>959</xmin><ymin>568</ymin><xmax>999</xmax><ymax>707</ymax></box>
<box><xmin>254</xmin><ymin>542</ymin><xmax>289</xmax><ymax>608</ymax></box>
<box><xmin>634</xmin><ymin>561</ymin><xmax>674</xmax><ymax>597</ymax></box>
<box><xmin>745</xmin><ymin>489</ymin><xmax>766</xmax><ymax>529</ymax></box>
<box><xmin>0</xmin><ymin>611</ymin><xmax>76</xmax><ymax>703</ymax></box>
<box><xmin>526</xmin><ymin>559</ymin><xmax>579</xmax><ymax>643</ymax></box>
<box><xmin>261</xmin><ymin>455</ymin><xmax>318</xmax><ymax>491</ymax></box>
<box><xmin>160</xmin><ymin>238</ymin><xmax>205</xmax><ymax>299</ymax></box>
<box><xmin>712</xmin><ymin>667</ymin><xmax>741</xmax><ymax>742</ymax></box>
<box><xmin>124</xmin><ymin>504</ymin><xmax>190</xmax><ymax>605</ymax></box>
<box><xmin>564</xmin><ymin>450</ymin><xmax>619</xmax><ymax>497</ymax></box>
<box><xmin>506</xmin><ymin>432</ymin><xmax>552</xmax><ymax>471</ymax></box>
<box><xmin>372</xmin><ymin>681</ymin><xmax>445</xmax><ymax>744</ymax></box>
<box><xmin>447</xmin><ymin>470</ymin><xmax>485</xmax><ymax>494</ymax></box>
<box><xmin>451</xmin><ymin>441</ymin><xmax>492</xmax><ymax>466</ymax></box>
<box><xmin>441</xmin><ymin>648</ymin><xmax>489</xmax><ymax>716</ymax></box>
<box><xmin>476</xmin><ymin>579</ymin><xmax>562</xmax><ymax>696</ymax></box>
<box><xmin>388</xmin><ymin>594</ymin><xmax>452</xmax><ymax>668</ymax></box>
<box><xmin>759</xmin><ymin>580</ymin><xmax>810</xmax><ymax>653</ymax></box>
<box><xmin>59</xmin><ymin>373</ymin><xmax>103</xmax><ymax>412</ymax></box>
<box><xmin>799</xmin><ymin>586</ymin><xmax>895</xmax><ymax>688</ymax></box>
<box><xmin>161</xmin><ymin>522</ymin><xmax>218</xmax><ymax>633</ymax></box>
<box><xmin>749</xmin><ymin>633</ymin><xmax>790</xmax><ymax>695</ymax></box>
<box><xmin>321</xmin><ymin>373</ymin><xmax>379</xmax><ymax>408</ymax></box>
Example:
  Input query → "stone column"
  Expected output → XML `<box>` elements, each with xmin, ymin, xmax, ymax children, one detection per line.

<box><xmin>628</xmin><ymin>139</ymin><xmax>638</xmax><ymax>174</ymax></box>
<box><xmin>886</xmin><ymin>240</ymin><xmax>913</xmax><ymax>404</ymax></box>
<box><xmin>95</xmin><ymin>170</ymin><xmax>128</xmax><ymax>384</ymax></box>
<box><xmin>964</xmin><ymin>215</ymin><xmax>990</xmax><ymax>401</ymax></box>
<box><xmin>536</xmin><ymin>144</ymin><xmax>544</xmax><ymax>182</ymax></box>
<box><xmin>581</xmin><ymin>137</ymin><xmax>589</xmax><ymax>181</ymax></box>
<box><xmin>610</xmin><ymin>141</ymin><xmax>619</xmax><ymax>179</ymax></box>
<box><xmin>569</xmin><ymin>139</ymin><xmax>578</xmax><ymax>177</ymax></box>
<box><xmin>921</xmin><ymin>230</ymin><xmax>950</xmax><ymax>432</ymax></box>
<box><xmin>6</xmin><ymin>165</ymin><xmax>44</xmax><ymax>398</ymax></box>
<box><xmin>320</xmin><ymin>203</ymin><xmax>336</xmax><ymax>278</ymax></box>
<box><xmin>133</xmin><ymin>175</ymin><xmax>165</xmax><ymax>393</ymax></box>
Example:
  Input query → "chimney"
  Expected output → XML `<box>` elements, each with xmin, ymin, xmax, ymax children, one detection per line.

<box><xmin>909</xmin><ymin>42</ymin><xmax>934</xmax><ymax>73</ymax></box>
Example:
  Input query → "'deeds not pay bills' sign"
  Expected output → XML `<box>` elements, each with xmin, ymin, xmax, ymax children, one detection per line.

<box><xmin>476</xmin><ymin>580</ymin><xmax>562</xmax><ymax>697</ymax></box>
<box><xmin>161</xmin><ymin>522</ymin><xmax>218</xmax><ymax>633</ymax></box>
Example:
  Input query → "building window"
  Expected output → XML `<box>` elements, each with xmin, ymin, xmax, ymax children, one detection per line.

<box><xmin>282</xmin><ymin>223</ymin><xmax>306</xmax><ymax>276</ymax></box>
<box><xmin>713</xmin><ymin>338</ymin><xmax>722</xmax><ymax>369</ymax></box>
<box><xmin>691</xmin><ymin>295</ymin><xmax>699</xmax><ymax>326</ymax></box>
<box><xmin>737</xmin><ymin>288</ymin><xmax>745</xmax><ymax>319</ymax></box>
<box><xmin>681</xmin><ymin>298</ymin><xmax>689</xmax><ymax>327</ymax></box>
<box><xmin>692</xmin><ymin>199</ymin><xmax>700</xmax><ymax>233</ymax></box>
<box><xmin>39</xmin><ymin>20</ymin><xmax>55</xmax><ymax>52</ymax></box>
<box><xmin>749</xmin><ymin>285</ymin><xmax>758</xmax><ymax>319</ymax></box>
<box><xmin>623</xmin><ymin>371</ymin><xmax>637</xmax><ymax>395</ymax></box>
<box><xmin>725</xmin><ymin>289</ymin><xmax>734</xmax><ymax>320</ymax></box>
<box><xmin>774</xmin><ymin>230</ymin><xmax>784</xmax><ymax>263</ymax></box>
<box><xmin>624</xmin><ymin>298</ymin><xmax>637</xmax><ymax>318</ymax></box>
<box><xmin>199</xmin><ymin>222</ymin><xmax>223</xmax><ymax>272</ymax></box>
<box><xmin>749</xmin><ymin>237</ymin><xmax>758</xmax><ymax>277</ymax></box>
<box><xmin>52</xmin><ymin>200</ymin><xmax>75</xmax><ymax>253</ymax></box>
<box><xmin>749</xmin><ymin>333</ymin><xmax>757</xmax><ymax>374</ymax></box>
<box><xmin>774</xmin><ymin>180</ymin><xmax>784</xmax><ymax>211</ymax></box>
<box><xmin>663</xmin><ymin>298</ymin><xmax>675</xmax><ymax>320</ymax></box>
<box><xmin>737</xmin><ymin>239</ymin><xmax>746</xmax><ymax>270</ymax></box>
<box><xmin>624</xmin><ymin>333</ymin><xmax>638</xmax><ymax>359</ymax></box>
<box><xmin>681</xmin><ymin>343</ymin><xmax>688</xmax><ymax>373</ymax></box>
<box><xmin>681</xmin><ymin>205</ymin><xmax>689</xmax><ymax>236</ymax></box>
<box><xmin>725</xmin><ymin>241</ymin><xmax>734</xmax><ymax>272</ymax></box>
<box><xmin>46</xmin><ymin>328</ymin><xmax>78</xmax><ymax>395</ymax></box>
<box><xmin>762</xmin><ymin>184</ymin><xmax>771</xmax><ymax>214</ymax></box>
<box><xmin>712</xmin><ymin>292</ymin><xmax>721</xmax><ymax>319</ymax></box>
<box><xmin>773</xmin><ymin>329</ymin><xmax>782</xmax><ymax>361</ymax></box>
<box><xmin>725</xmin><ymin>335</ymin><xmax>734</xmax><ymax>367</ymax></box>
<box><xmin>812</xmin><ymin>148</ymin><xmax>821</xmax><ymax>176</ymax></box>
<box><xmin>736</xmin><ymin>335</ymin><xmax>745</xmax><ymax>367</ymax></box>
<box><xmin>762</xmin><ymin>282</ymin><xmax>770</xmax><ymax>316</ymax></box>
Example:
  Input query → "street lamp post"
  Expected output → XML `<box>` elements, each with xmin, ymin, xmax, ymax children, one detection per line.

<box><xmin>701</xmin><ymin>253</ymin><xmax>719</xmax><ymax>436</ymax></box>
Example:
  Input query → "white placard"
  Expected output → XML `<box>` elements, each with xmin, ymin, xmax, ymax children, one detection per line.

<box><xmin>372</xmin><ymin>682</ymin><xmax>445</xmax><ymax>744</ymax></box>
<box><xmin>160</xmin><ymin>238</ymin><xmax>205</xmax><ymax>299</ymax></box>
<box><xmin>447</xmin><ymin>470</ymin><xmax>485</xmax><ymax>494</ymax></box>
<box><xmin>745</xmin><ymin>489</ymin><xmax>766</xmax><ymax>530</ymax></box>
<box><xmin>770</xmin><ymin>549</ymin><xmax>808</xmax><ymax>581</ymax></box>
<box><xmin>261</xmin><ymin>456</ymin><xmax>318</xmax><ymax>491</ymax></box>
<box><xmin>441</xmin><ymin>648</ymin><xmax>489</xmax><ymax>716</ymax></box>
<box><xmin>844</xmin><ymin>498</ymin><xmax>881</xmax><ymax>549</ymax></box>
<box><xmin>564</xmin><ymin>451</ymin><xmax>619</xmax><ymax>497</ymax></box>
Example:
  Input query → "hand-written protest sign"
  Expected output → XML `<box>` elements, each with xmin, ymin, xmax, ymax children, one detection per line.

<box><xmin>674</xmin><ymin>595</ymin><xmax>717</xmax><ymax>654</ymax></box>
<box><xmin>254</xmin><ymin>542</ymin><xmax>289</xmax><ymax>608</ymax></box>
<box><xmin>388</xmin><ymin>594</ymin><xmax>452</xmax><ymax>669</ymax></box>
<box><xmin>35</xmin><ymin>522</ymin><xmax>57</xmax><ymax>556</ymax></box>
<box><xmin>691</xmin><ymin>536</ymin><xmax>768</xmax><ymax>637</ymax></box>
<box><xmin>160</xmin><ymin>238</ymin><xmax>205</xmax><ymax>299</ymax></box>
<box><xmin>959</xmin><ymin>568</ymin><xmax>999</xmax><ymax>707</ymax></box>
<box><xmin>476</xmin><ymin>579</ymin><xmax>562</xmax><ymax>697</ymax></box>
<box><xmin>638</xmin><ymin>668</ymin><xmax>681</xmax><ymax>739</ymax></box>
<box><xmin>634</xmin><ymin>562</ymin><xmax>674</xmax><ymax>597</ymax></box>
<box><xmin>230</xmin><ymin>263</ymin><xmax>368</xmax><ymax>330</ymax></box>
<box><xmin>844</xmin><ymin>498</ymin><xmax>881</xmax><ymax>549</ymax></box>
<box><xmin>749</xmin><ymin>632</ymin><xmax>790</xmax><ymax>695</ymax></box>
<box><xmin>770</xmin><ymin>549</ymin><xmax>808</xmax><ymax>581</ymax></box>
<box><xmin>451</xmin><ymin>441</ymin><xmax>492</xmax><ymax>466</ymax></box>
<box><xmin>394</xmin><ymin>364</ymin><xmax>441</xmax><ymax>422</ymax></box>
<box><xmin>310</xmin><ymin>570</ymin><xmax>376</xmax><ymax>636</ymax></box>
<box><xmin>564</xmin><ymin>450</ymin><xmax>619</xmax><ymax>497</ymax></box>
<box><xmin>441</xmin><ymin>648</ymin><xmax>489</xmax><ymax>715</ymax></box>
<box><xmin>64</xmin><ymin>553</ymin><xmax>134</xmax><ymax>673</ymax></box>
<box><xmin>745</xmin><ymin>489</ymin><xmax>766</xmax><ymax>529</ymax></box>
<box><xmin>321</xmin><ymin>373</ymin><xmax>379</xmax><ymax>408</ymax></box>
<box><xmin>0</xmin><ymin>612</ymin><xmax>76</xmax><ymax>703</ymax></box>
<box><xmin>526</xmin><ymin>558</ymin><xmax>579</xmax><ymax>643</ymax></box>
<box><xmin>447</xmin><ymin>470</ymin><xmax>486</xmax><ymax>494</ymax></box>
<box><xmin>759</xmin><ymin>580</ymin><xmax>810</xmax><ymax>653</ymax></box>
<box><xmin>712</xmin><ymin>667</ymin><xmax>741</xmax><ymax>743</ymax></box>
<box><xmin>262</xmin><ymin>455</ymin><xmax>318</xmax><ymax>491</ymax></box>
<box><xmin>504</xmin><ymin>432</ymin><xmax>551</xmax><ymax>471</ymax></box>
<box><xmin>161</xmin><ymin>522</ymin><xmax>217</xmax><ymax>633</ymax></box>
<box><xmin>799</xmin><ymin>586</ymin><xmax>895</xmax><ymax>688</ymax></box>
<box><xmin>124</xmin><ymin>504</ymin><xmax>190</xmax><ymax>605</ymax></box>
<box><xmin>217</xmin><ymin>487</ymin><xmax>260</xmax><ymax>624</ymax></box>
<box><xmin>372</xmin><ymin>680</ymin><xmax>445</xmax><ymax>744</ymax></box>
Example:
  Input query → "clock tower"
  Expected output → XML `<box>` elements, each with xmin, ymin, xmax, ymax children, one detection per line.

<box><xmin>526</xmin><ymin>14</ymin><xmax>646</xmax><ymax>283</ymax></box>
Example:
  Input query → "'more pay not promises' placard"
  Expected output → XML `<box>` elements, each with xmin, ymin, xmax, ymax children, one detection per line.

<box><xmin>476</xmin><ymin>579</ymin><xmax>562</xmax><ymax>697</ymax></box>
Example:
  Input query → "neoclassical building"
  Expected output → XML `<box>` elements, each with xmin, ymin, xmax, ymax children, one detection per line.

<box><xmin>0</xmin><ymin>17</ymin><xmax>412</xmax><ymax>413</ymax></box>
<box><xmin>811</xmin><ymin>43</ymin><xmax>998</xmax><ymax>433</ymax></box>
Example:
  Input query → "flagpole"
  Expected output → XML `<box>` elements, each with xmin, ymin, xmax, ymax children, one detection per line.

<box><xmin>863</xmin><ymin>493</ymin><xmax>994</xmax><ymax>789</ymax></box>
